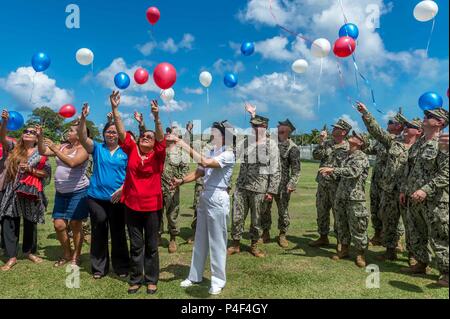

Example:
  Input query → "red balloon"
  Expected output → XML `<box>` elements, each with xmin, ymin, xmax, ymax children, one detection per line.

<box><xmin>333</xmin><ymin>36</ymin><xmax>356</xmax><ymax>58</ymax></box>
<box><xmin>153</xmin><ymin>63</ymin><xmax>177</xmax><ymax>90</ymax></box>
<box><xmin>134</xmin><ymin>68</ymin><xmax>149</xmax><ymax>85</ymax></box>
<box><xmin>59</xmin><ymin>104</ymin><xmax>76</xmax><ymax>119</ymax></box>
<box><xmin>146</xmin><ymin>7</ymin><xmax>160</xmax><ymax>25</ymax></box>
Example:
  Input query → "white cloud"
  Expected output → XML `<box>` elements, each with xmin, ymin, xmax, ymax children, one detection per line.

<box><xmin>160</xmin><ymin>100</ymin><xmax>191</xmax><ymax>113</ymax></box>
<box><xmin>212</xmin><ymin>59</ymin><xmax>245</xmax><ymax>74</ymax></box>
<box><xmin>236</xmin><ymin>72</ymin><xmax>318</xmax><ymax>120</ymax></box>
<box><xmin>183</xmin><ymin>87</ymin><xmax>204</xmax><ymax>95</ymax></box>
<box><xmin>137</xmin><ymin>33</ymin><xmax>195</xmax><ymax>56</ymax></box>
<box><xmin>0</xmin><ymin>67</ymin><xmax>73</xmax><ymax>111</ymax></box>
<box><xmin>255</xmin><ymin>36</ymin><xmax>296</xmax><ymax>62</ymax></box>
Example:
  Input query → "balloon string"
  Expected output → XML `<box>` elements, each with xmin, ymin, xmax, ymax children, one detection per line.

<box><xmin>29</xmin><ymin>71</ymin><xmax>37</xmax><ymax>104</ymax></box>
<box><xmin>317</xmin><ymin>58</ymin><xmax>323</xmax><ymax>111</ymax></box>
<box><xmin>336</xmin><ymin>61</ymin><xmax>356</xmax><ymax>109</ymax></box>
<box><xmin>338</xmin><ymin>0</ymin><xmax>383</xmax><ymax>114</ymax></box>
<box><xmin>425</xmin><ymin>18</ymin><xmax>436</xmax><ymax>56</ymax></box>
<box><xmin>206</xmin><ymin>88</ymin><xmax>209</xmax><ymax>105</ymax></box>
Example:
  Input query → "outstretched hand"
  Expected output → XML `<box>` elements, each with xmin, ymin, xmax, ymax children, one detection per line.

<box><xmin>81</xmin><ymin>103</ymin><xmax>90</xmax><ymax>119</ymax></box>
<box><xmin>355</xmin><ymin>101</ymin><xmax>368</xmax><ymax>114</ymax></box>
<box><xmin>110</xmin><ymin>91</ymin><xmax>121</xmax><ymax>109</ymax></box>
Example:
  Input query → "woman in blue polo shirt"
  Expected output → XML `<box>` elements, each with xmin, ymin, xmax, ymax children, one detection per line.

<box><xmin>78</xmin><ymin>104</ymin><xmax>130</xmax><ymax>279</ymax></box>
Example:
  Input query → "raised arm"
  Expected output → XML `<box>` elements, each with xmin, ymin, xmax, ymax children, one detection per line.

<box><xmin>356</xmin><ymin>102</ymin><xmax>393</xmax><ymax>149</ymax></box>
<box><xmin>78</xmin><ymin>103</ymin><xmax>95</xmax><ymax>154</ymax></box>
<box><xmin>110</xmin><ymin>91</ymin><xmax>126</xmax><ymax>142</ymax></box>
<box><xmin>46</xmin><ymin>139</ymin><xmax>89</xmax><ymax>168</ymax></box>
<box><xmin>1</xmin><ymin>110</ymin><xmax>9</xmax><ymax>151</ymax></box>
<box><xmin>166</xmin><ymin>135</ymin><xmax>221</xmax><ymax>168</ymax></box>
<box><xmin>36</xmin><ymin>125</ymin><xmax>57</xmax><ymax>157</ymax></box>
<box><xmin>312</xmin><ymin>132</ymin><xmax>331</xmax><ymax>160</ymax></box>
<box><xmin>151</xmin><ymin>99</ymin><xmax>164</xmax><ymax>142</ymax></box>
<box><xmin>134</xmin><ymin>111</ymin><xmax>147</xmax><ymax>136</ymax></box>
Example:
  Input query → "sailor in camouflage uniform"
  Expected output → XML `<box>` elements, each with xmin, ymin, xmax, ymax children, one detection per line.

<box><xmin>227</xmin><ymin>115</ymin><xmax>281</xmax><ymax>258</ymax></box>
<box><xmin>400</xmin><ymin>108</ymin><xmax>449</xmax><ymax>288</ymax></box>
<box><xmin>161</xmin><ymin>127</ymin><xmax>190</xmax><ymax>253</ymax></box>
<box><xmin>320</xmin><ymin>131</ymin><xmax>370</xmax><ymax>268</ymax></box>
<box><xmin>364</xmin><ymin>114</ymin><xmax>406</xmax><ymax>247</ymax></box>
<box><xmin>357</xmin><ymin>103</ymin><xmax>423</xmax><ymax>263</ymax></box>
<box><xmin>309</xmin><ymin>119</ymin><xmax>351</xmax><ymax>247</ymax></box>
<box><xmin>261</xmin><ymin>119</ymin><xmax>301</xmax><ymax>248</ymax></box>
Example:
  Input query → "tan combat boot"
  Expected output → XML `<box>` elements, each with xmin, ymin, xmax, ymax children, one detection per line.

<box><xmin>262</xmin><ymin>230</ymin><xmax>271</xmax><ymax>244</ymax></box>
<box><xmin>278</xmin><ymin>232</ymin><xmax>289</xmax><ymax>248</ymax></box>
<box><xmin>331</xmin><ymin>244</ymin><xmax>350</xmax><ymax>261</ymax></box>
<box><xmin>369</xmin><ymin>231</ymin><xmax>383</xmax><ymax>246</ymax></box>
<box><xmin>376</xmin><ymin>248</ymin><xmax>397</xmax><ymax>261</ymax></box>
<box><xmin>309</xmin><ymin>235</ymin><xmax>330</xmax><ymax>247</ymax></box>
<box><xmin>227</xmin><ymin>240</ymin><xmax>241</xmax><ymax>255</ymax></box>
<box><xmin>250</xmin><ymin>240</ymin><xmax>265</xmax><ymax>258</ymax></box>
<box><xmin>401</xmin><ymin>261</ymin><xmax>429</xmax><ymax>274</ymax></box>
<box><xmin>355</xmin><ymin>251</ymin><xmax>367</xmax><ymax>268</ymax></box>
<box><xmin>168</xmin><ymin>236</ymin><xmax>177</xmax><ymax>254</ymax></box>
<box><xmin>437</xmin><ymin>274</ymin><xmax>449</xmax><ymax>288</ymax></box>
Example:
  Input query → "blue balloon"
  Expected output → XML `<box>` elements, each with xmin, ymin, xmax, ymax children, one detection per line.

<box><xmin>114</xmin><ymin>72</ymin><xmax>131</xmax><ymax>90</ymax></box>
<box><xmin>339</xmin><ymin>23</ymin><xmax>359</xmax><ymax>40</ymax></box>
<box><xmin>224</xmin><ymin>73</ymin><xmax>238</xmax><ymax>88</ymax></box>
<box><xmin>241</xmin><ymin>42</ymin><xmax>255</xmax><ymax>56</ymax></box>
<box><xmin>31</xmin><ymin>52</ymin><xmax>51</xmax><ymax>72</ymax></box>
<box><xmin>4</xmin><ymin>111</ymin><xmax>25</xmax><ymax>131</ymax></box>
<box><xmin>419</xmin><ymin>92</ymin><xmax>443</xmax><ymax>111</ymax></box>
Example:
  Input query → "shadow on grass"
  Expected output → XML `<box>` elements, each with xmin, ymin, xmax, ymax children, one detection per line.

<box><xmin>184</xmin><ymin>285</ymin><xmax>212</xmax><ymax>299</ymax></box>
<box><xmin>285</xmin><ymin>235</ymin><xmax>335</xmax><ymax>258</ymax></box>
<box><xmin>160</xmin><ymin>263</ymin><xmax>190</xmax><ymax>283</ymax></box>
<box><xmin>388</xmin><ymin>280</ymin><xmax>424</xmax><ymax>293</ymax></box>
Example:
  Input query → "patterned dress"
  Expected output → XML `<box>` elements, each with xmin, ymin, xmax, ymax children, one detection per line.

<box><xmin>0</xmin><ymin>147</ymin><xmax>51</xmax><ymax>224</ymax></box>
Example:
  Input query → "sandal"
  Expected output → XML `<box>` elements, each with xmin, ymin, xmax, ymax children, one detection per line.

<box><xmin>54</xmin><ymin>257</ymin><xmax>70</xmax><ymax>268</ymax></box>
<box><xmin>93</xmin><ymin>273</ymin><xmax>103</xmax><ymax>280</ymax></box>
<box><xmin>27</xmin><ymin>254</ymin><xmax>43</xmax><ymax>264</ymax></box>
<box><xmin>1</xmin><ymin>259</ymin><xmax>17</xmax><ymax>272</ymax></box>
<box><xmin>70</xmin><ymin>258</ymin><xmax>80</xmax><ymax>267</ymax></box>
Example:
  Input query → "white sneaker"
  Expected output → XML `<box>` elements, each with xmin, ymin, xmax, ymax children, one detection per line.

<box><xmin>208</xmin><ymin>286</ymin><xmax>223</xmax><ymax>295</ymax></box>
<box><xmin>180</xmin><ymin>279</ymin><xmax>200</xmax><ymax>288</ymax></box>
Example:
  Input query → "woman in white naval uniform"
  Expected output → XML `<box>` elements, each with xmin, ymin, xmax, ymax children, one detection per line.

<box><xmin>168</xmin><ymin>121</ymin><xmax>235</xmax><ymax>295</ymax></box>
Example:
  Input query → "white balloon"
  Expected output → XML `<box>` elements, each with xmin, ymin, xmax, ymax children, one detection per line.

<box><xmin>199</xmin><ymin>71</ymin><xmax>213</xmax><ymax>88</ymax></box>
<box><xmin>414</xmin><ymin>0</ymin><xmax>439</xmax><ymax>22</ymax></box>
<box><xmin>311</xmin><ymin>38</ymin><xmax>331</xmax><ymax>58</ymax></box>
<box><xmin>76</xmin><ymin>48</ymin><xmax>94</xmax><ymax>66</ymax></box>
<box><xmin>161</xmin><ymin>88</ymin><xmax>175</xmax><ymax>102</ymax></box>
<box><xmin>292</xmin><ymin>59</ymin><xmax>309</xmax><ymax>74</ymax></box>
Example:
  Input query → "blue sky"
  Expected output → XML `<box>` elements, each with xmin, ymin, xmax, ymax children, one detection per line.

<box><xmin>0</xmin><ymin>0</ymin><xmax>448</xmax><ymax>134</ymax></box>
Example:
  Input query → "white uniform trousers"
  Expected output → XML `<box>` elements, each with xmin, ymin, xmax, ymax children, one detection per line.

<box><xmin>188</xmin><ymin>188</ymin><xmax>229</xmax><ymax>289</ymax></box>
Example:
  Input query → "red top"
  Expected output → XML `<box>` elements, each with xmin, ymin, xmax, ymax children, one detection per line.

<box><xmin>119</xmin><ymin>132</ymin><xmax>166</xmax><ymax>212</ymax></box>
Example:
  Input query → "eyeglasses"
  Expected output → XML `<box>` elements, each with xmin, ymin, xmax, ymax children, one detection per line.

<box><xmin>23</xmin><ymin>130</ymin><xmax>37</xmax><ymax>136</ymax></box>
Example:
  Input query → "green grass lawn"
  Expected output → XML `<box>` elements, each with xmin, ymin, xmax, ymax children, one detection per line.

<box><xmin>0</xmin><ymin>161</ymin><xmax>448</xmax><ymax>299</ymax></box>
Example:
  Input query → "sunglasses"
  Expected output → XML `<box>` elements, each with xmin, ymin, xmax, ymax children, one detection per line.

<box><xmin>23</xmin><ymin>129</ymin><xmax>37</xmax><ymax>136</ymax></box>
<box><xmin>105</xmin><ymin>130</ymin><xmax>118</xmax><ymax>135</ymax></box>
<box><xmin>140</xmin><ymin>134</ymin><xmax>155</xmax><ymax>140</ymax></box>
<box><xmin>424</xmin><ymin>114</ymin><xmax>439</xmax><ymax>121</ymax></box>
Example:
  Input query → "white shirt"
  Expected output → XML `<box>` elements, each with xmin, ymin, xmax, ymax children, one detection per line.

<box><xmin>198</xmin><ymin>146</ymin><xmax>235</xmax><ymax>190</ymax></box>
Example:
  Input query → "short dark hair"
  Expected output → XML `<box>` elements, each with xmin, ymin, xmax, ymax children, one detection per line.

<box><xmin>103</xmin><ymin>122</ymin><xmax>115</xmax><ymax>137</ymax></box>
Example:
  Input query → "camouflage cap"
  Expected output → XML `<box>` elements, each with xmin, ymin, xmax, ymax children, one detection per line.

<box><xmin>250</xmin><ymin>115</ymin><xmax>269</xmax><ymax>126</ymax></box>
<box><xmin>278</xmin><ymin>119</ymin><xmax>296</xmax><ymax>132</ymax></box>
<box><xmin>352</xmin><ymin>130</ymin><xmax>370</xmax><ymax>147</ymax></box>
<box><xmin>404</xmin><ymin>117</ymin><xmax>423</xmax><ymax>130</ymax></box>
<box><xmin>425</xmin><ymin>108</ymin><xmax>449</xmax><ymax>128</ymax></box>
<box><xmin>393</xmin><ymin>113</ymin><xmax>408</xmax><ymax>125</ymax></box>
<box><xmin>332</xmin><ymin>119</ymin><xmax>352</xmax><ymax>132</ymax></box>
